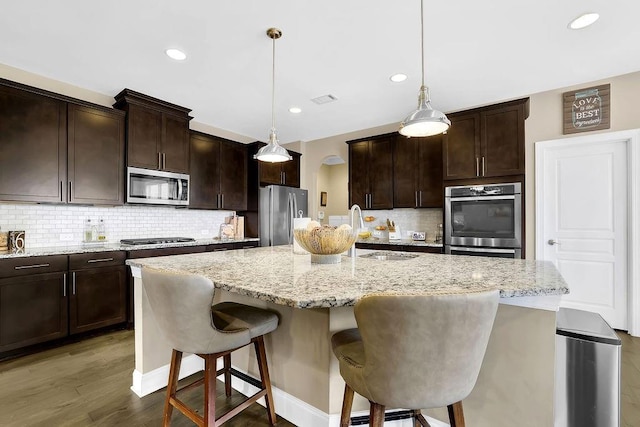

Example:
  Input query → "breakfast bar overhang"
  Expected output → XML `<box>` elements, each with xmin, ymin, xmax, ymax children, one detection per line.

<box><xmin>127</xmin><ymin>246</ymin><xmax>569</xmax><ymax>427</ymax></box>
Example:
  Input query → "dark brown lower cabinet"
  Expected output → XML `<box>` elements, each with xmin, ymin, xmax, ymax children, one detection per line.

<box><xmin>355</xmin><ymin>242</ymin><xmax>442</xmax><ymax>254</ymax></box>
<box><xmin>0</xmin><ymin>272</ymin><xmax>68</xmax><ymax>354</ymax></box>
<box><xmin>0</xmin><ymin>255</ymin><xmax>69</xmax><ymax>355</ymax></box>
<box><xmin>69</xmin><ymin>265</ymin><xmax>127</xmax><ymax>335</ymax></box>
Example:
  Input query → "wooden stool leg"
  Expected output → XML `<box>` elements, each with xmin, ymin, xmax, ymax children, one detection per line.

<box><xmin>163</xmin><ymin>350</ymin><xmax>183</xmax><ymax>427</ymax></box>
<box><xmin>413</xmin><ymin>409</ymin><xmax>431</xmax><ymax>427</ymax></box>
<box><xmin>254</xmin><ymin>336</ymin><xmax>277</xmax><ymax>425</ymax></box>
<box><xmin>447</xmin><ymin>401</ymin><xmax>465</xmax><ymax>427</ymax></box>
<box><xmin>340</xmin><ymin>384</ymin><xmax>355</xmax><ymax>426</ymax></box>
<box><xmin>369</xmin><ymin>402</ymin><xmax>385</xmax><ymax>427</ymax></box>
<box><xmin>204</xmin><ymin>354</ymin><xmax>218</xmax><ymax>427</ymax></box>
<box><xmin>223</xmin><ymin>354</ymin><xmax>232</xmax><ymax>397</ymax></box>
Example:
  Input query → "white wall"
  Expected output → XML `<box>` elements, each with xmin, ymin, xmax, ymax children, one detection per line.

<box><xmin>0</xmin><ymin>204</ymin><xmax>232</xmax><ymax>249</ymax></box>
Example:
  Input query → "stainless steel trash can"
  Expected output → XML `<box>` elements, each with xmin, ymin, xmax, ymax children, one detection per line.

<box><xmin>555</xmin><ymin>307</ymin><xmax>621</xmax><ymax>427</ymax></box>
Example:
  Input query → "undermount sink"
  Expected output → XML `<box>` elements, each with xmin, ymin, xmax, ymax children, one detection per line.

<box><xmin>359</xmin><ymin>252</ymin><xmax>418</xmax><ymax>261</ymax></box>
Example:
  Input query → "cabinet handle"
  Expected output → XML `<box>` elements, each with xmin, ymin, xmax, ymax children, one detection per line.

<box><xmin>220</xmin><ymin>194</ymin><xmax>224</xmax><ymax>209</ymax></box>
<box><xmin>415</xmin><ymin>191</ymin><xmax>419</xmax><ymax>208</ymax></box>
<box><xmin>72</xmin><ymin>272</ymin><xmax>76</xmax><ymax>295</ymax></box>
<box><xmin>476</xmin><ymin>158</ymin><xmax>480</xmax><ymax>177</ymax></box>
<box><xmin>281</xmin><ymin>171</ymin><xmax>285</xmax><ymax>185</ymax></box>
<box><xmin>68</xmin><ymin>181</ymin><xmax>72</xmax><ymax>201</ymax></box>
<box><xmin>63</xmin><ymin>273</ymin><xmax>66</xmax><ymax>297</ymax></box>
<box><xmin>60</xmin><ymin>181</ymin><xmax>64</xmax><ymax>202</ymax></box>
<box><xmin>87</xmin><ymin>258</ymin><xmax>114</xmax><ymax>263</ymax></box>
<box><xmin>482</xmin><ymin>156</ymin><xmax>485</xmax><ymax>176</ymax></box>
<box><xmin>419</xmin><ymin>190</ymin><xmax>423</xmax><ymax>206</ymax></box>
<box><xmin>163</xmin><ymin>153</ymin><xmax>166</xmax><ymax>170</ymax></box>
<box><xmin>158</xmin><ymin>152</ymin><xmax>162</xmax><ymax>170</ymax></box>
<box><xmin>14</xmin><ymin>263</ymin><xmax>50</xmax><ymax>270</ymax></box>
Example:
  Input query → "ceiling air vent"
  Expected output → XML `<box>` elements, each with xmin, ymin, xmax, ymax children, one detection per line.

<box><xmin>311</xmin><ymin>94</ymin><xmax>338</xmax><ymax>105</ymax></box>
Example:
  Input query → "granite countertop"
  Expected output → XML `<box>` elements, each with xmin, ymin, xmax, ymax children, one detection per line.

<box><xmin>127</xmin><ymin>245</ymin><xmax>569</xmax><ymax>309</ymax></box>
<box><xmin>0</xmin><ymin>238</ymin><xmax>259</xmax><ymax>259</ymax></box>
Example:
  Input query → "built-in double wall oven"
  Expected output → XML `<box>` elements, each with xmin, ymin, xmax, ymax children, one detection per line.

<box><xmin>444</xmin><ymin>182</ymin><xmax>522</xmax><ymax>258</ymax></box>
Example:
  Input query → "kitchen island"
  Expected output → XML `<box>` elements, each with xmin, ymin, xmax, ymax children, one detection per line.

<box><xmin>128</xmin><ymin>246</ymin><xmax>569</xmax><ymax>427</ymax></box>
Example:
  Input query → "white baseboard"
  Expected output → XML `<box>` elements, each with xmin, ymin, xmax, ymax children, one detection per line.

<box><xmin>130</xmin><ymin>354</ymin><xmax>204</xmax><ymax>397</ymax></box>
<box><xmin>131</xmin><ymin>359</ymin><xmax>449</xmax><ymax>426</ymax></box>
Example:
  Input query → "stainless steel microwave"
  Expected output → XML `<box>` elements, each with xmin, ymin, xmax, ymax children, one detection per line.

<box><xmin>126</xmin><ymin>167</ymin><xmax>189</xmax><ymax>206</ymax></box>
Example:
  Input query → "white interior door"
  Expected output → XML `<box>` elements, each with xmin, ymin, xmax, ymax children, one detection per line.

<box><xmin>537</xmin><ymin>136</ymin><xmax>628</xmax><ymax>330</ymax></box>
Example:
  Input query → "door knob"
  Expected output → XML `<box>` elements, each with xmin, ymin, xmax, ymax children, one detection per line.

<box><xmin>547</xmin><ymin>239</ymin><xmax>559</xmax><ymax>246</ymax></box>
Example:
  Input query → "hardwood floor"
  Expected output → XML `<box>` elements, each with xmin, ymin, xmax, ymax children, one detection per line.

<box><xmin>0</xmin><ymin>329</ymin><xmax>638</xmax><ymax>426</ymax></box>
<box><xmin>0</xmin><ymin>330</ymin><xmax>295</xmax><ymax>426</ymax></box>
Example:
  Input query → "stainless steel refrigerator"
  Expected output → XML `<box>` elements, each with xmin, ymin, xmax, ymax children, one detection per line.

<box><xmin>259</xmin><ymin>185</ymin><xmax>308</xmax><ymax>247</ymax></box>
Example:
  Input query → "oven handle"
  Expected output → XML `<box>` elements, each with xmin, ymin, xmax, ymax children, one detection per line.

<box><xmin>449</xmin><ymin>195</ymin><xmax>516</xmax><ymax>202</ymax></box>
<box><xmin>450</xmin><ymin>246</ymin><xmax>517</xmax><ymax>254</ymax></box>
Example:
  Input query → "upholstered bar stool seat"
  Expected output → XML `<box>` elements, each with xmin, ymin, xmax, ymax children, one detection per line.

<box><xmin>332</xmin><ymin>290</ymin><xmax>500</xmax><ymax>427</ymax></box>
<box><xmin>142</xmin><ymin>267</ymin><xmax>279</xmax><ymax>427</ymax></box>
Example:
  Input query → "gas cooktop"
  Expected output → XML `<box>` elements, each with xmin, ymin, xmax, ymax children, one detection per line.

<box><xmin>119</xmin><ymin>237</ymin><xmax>196</xmax><ymax>246</ymax></box>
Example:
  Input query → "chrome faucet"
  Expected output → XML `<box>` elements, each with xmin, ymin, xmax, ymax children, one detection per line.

<box><xmin>348</xmin><ymin>204</ymin><xmax>365</xmax><ymax>257</ymax></box>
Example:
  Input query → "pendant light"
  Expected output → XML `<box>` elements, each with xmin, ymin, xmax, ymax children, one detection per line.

<box><xmin>254</xmin><ymin>28</ymin><xmax>292</xmax><ymax>163</ymax></box>
<box><xmin>399</xmin><ymin>0</ymin><xmax>450</xmax><ymax>137</ymax></box>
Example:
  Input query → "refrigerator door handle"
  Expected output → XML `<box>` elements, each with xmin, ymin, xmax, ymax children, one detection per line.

<box><xmin>269</xmin><ymin>186</ymin><xmax>274</xmax><ymax>246</ymax></box>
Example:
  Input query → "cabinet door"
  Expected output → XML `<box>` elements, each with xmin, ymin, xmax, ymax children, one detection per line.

<box><xmin>443</xmin><ymin>112</ymin><xmax>480</xmax><ymax>180</ymax></box>
<box><xmin>259</xmin><ymin>161</ymin><xmax>283</xmax><ymax>186</ymax></box>
<box><xmin>481</xmin><ymin>104</ymin><xmax>525</xmax><ymax>177</ymax></box>
<box><xmin>0</xmin><ymin>272</ymin><xmax>68</xmax><ymax>353</ymax></box>
<box><xmin>416</xmin><ymin>134</ymin><xmax>444</xmax><ymax>208</ymax></box>
<box><xmin>189</xmin><ymin>133</ymin><xmax>220</xmax><ymax>209</ymax></box>
<box><xmin>67</xmin><ymin>104</ymin><xmax>125</xmax><ymax>205</ymax></box>
<box><xmin>162</xmin><ymin>114</ymin><xmax>190</xmax><ymax>173</ymax></box>
<box><xmin>369</xmin><ymin>138</ymin><xmax>394</xmax><ymax>209</ymax></box>
<box><xmin>281</xmin><ymin>154</ymin><xmax>300</xmax><ymax>188</ymax></box>
<box><xmin>348</xmin><ymin>141</ymin><xmax>369</xmax><ymax>207</ymax></box>
<box><xmin>69</xmin><ymin>265</ymin><xmax>127</xmax><ymax>334</ymax></box>
<box><xmin>393</xmin><ymin>137</ymin><xmax>418</xmax><ymax>208</ymax></box>
<box><xmin>127</xmin><ymin>104</ymin><xmax>162</xmax><ymax>170</ymax></box>
<box><xmin>219</xmin><ymin>140</ymin><xmax>248</xmax><ymax>210</ymax></box>
<box><xmin>0</xmin><ymin>85</ymin><xmax>67</xmax><ymax>203</ymax></box>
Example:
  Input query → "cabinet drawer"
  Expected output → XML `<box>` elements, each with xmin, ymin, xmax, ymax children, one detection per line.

<box><xmin>206</xmin><ymin>243</ymin><xmax>236</xmax><ymax>252</ymax></box>
<box><xmin>69</xmin><ymin>251</ymin><xmax>126</xmax><ymax>270</ymax></box>
<box><xmin>234</xmin><ymin>241</ymin><xmax>259</xmax><ymax>250</ymax></box>
<box><xmin>0</xmin><ymin>255</ymin><xmax>68</xmax><ymax>278</ymax></box>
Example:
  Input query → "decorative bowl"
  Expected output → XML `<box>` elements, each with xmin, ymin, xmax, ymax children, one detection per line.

<box><xmin>293</xmin><ymin>225</ymin><xmax>357</xmax><ymax>264</ymax></box>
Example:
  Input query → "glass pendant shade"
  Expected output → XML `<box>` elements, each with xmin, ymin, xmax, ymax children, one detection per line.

<box><xmin>399</xmin><ymin>86</ymin><xmax>451</xmax><ymax>137</ymax></box>
<box><xmin>254</xmin><ymin>129</ymin><xmax>292</xmax><ymax>162</ymax></box>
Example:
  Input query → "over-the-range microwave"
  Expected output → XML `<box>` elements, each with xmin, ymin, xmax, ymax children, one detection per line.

<box><xmin>126</xmin><ymin>167</ymin><xmax>189</xmax><ymax>206</ymax></box>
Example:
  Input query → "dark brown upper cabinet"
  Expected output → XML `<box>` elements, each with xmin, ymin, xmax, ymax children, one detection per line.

<box><xmin>393</xmin><ymin>134</ymin><xmax>444</xmax><ymax>208</ymax></box>
<box><xmin>347</xmin><ymin>135</ymin><xmax>394</xmax><ymax>210</ymax></box>
<box><xmin>67</xmin><ymin>104</ymin><xmax>125</xmax><ymax>205</ymax></box>
<box><xmin>114</xmin><ymin>89</ymin><xmax>192</xmax><ymax>174</ymax></box>
<box><xmin>0</xmin><ymin>80</ymin><xmax>125</xmax><ymax>205</ymax></box>
<box><xmin>189</xmin><ymin>131</ymin><xmax>248</xmax><ymax>211</ymax></box>
<box><xmin>247</xmin><ymin>142</ymin><xmax>301</xmax><ymax>188</ymax></box>
<box><xmin>443</xmin><ymin>98</ymin><xmax>529</xmax><ymax>181</ymax></box>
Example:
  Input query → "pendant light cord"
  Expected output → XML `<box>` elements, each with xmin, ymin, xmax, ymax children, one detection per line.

<box><xmin>271</xmin><ymin>35</ymin><xmax>276</xmax><ymax>132</ymax></box>
<box><xmin>420</xmin><ymin>0</ymin><xmax>425</xmax><ymax>90</ymax></box>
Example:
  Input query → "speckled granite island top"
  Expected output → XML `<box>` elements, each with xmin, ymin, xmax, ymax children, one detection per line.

<box><xmin>127</xmin><ymin>245</ymin><xmax>569</xmax><ymax>309</ymax></box>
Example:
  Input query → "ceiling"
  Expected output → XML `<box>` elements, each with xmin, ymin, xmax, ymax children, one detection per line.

<box><xmin>2</xmin><ymin>1</ymin><xmax>639</xmax><ymax>144</ymax></box>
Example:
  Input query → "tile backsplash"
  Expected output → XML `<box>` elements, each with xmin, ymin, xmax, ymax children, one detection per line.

<box><xmin>0</xmin><ymin>204</ymin><xmax>234</xmax><ymax>249</ymax></box>
<box><xmin>361</xmin><ymin>208</ymin><xmax>443</xmax><ymax>241</ymax></box>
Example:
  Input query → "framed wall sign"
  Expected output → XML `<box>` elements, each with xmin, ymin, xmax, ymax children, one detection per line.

<box><xmin>563</xmin><ymin>84</ymin><xmax>610</xmax><ymax>134</ymax></box>
<box><xmin>320</xmin><ymin>191</ymin><xmax>327</xmax><ymax>207</ymax></box>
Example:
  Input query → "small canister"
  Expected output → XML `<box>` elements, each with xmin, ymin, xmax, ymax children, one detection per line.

<box><xmin>0</xmin><ymin>228</ymin><xmax>8</xmax><ymax>254</ymax></box>
<box><xmin>8</xmin><ymin>230</ymin><xmax>26</xmax><ymax>254</ymax></box>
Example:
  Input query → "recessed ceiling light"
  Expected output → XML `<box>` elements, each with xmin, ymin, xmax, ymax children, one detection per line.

<box><xmin>289</xmin><ymin>107</ymin><xmax>302</xmax><ymax>114</ymax></box>
<box><xmin>165</xmin><ymin>48</ymin><xmax>187</xmax><ymax>61</ymax></box>
<box><xmin>568</xmin><ymin>12</ymin><xmax>599</xmax><ymax>30</ymax></box>
<box><xmin>390</xmin><ymin>73</ymin><xmax>407</xmax><ymax>83</ymax></box>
